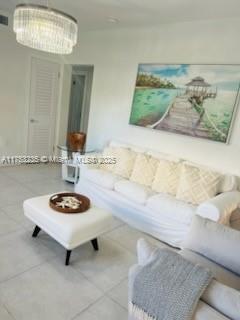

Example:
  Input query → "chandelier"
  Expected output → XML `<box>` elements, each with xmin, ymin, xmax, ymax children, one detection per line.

<box><xmin>13</xmin><ymin>4</ymin><xmax>78</xmax><ymax>55</ymax></box>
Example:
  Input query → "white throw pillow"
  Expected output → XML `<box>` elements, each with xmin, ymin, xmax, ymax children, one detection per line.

<box><xmin>152</xmin><ymin>159</ymin><xmax>182</xmax><ymax>196</ymax></box>
<box><xmin>99</xmin><ymin>146</ymin><xmax>118</xmax><ymax>172</ymax></box>
<box><xmin>176</xmin><ymin>164</ymin><xmax>221</xmax><ymax>205</ymax></box>
<box><xmin>114</xmin><ymin>147</ymin><xmax>137</xmax><ymax>179</ymax></box>
<box><xmin>183</xmin><ymin>160</ymin><xmax>237</xmax><ymax>193</ymax></box>
<box><xmin>130</xmin><ymin>154</ymin><xmax>159</xmax><ymax>187</ymax></box>
<box><xmin>182</xmin><ymin>215</ymin><xmax>240</xmax><ymax>276</ymax></box>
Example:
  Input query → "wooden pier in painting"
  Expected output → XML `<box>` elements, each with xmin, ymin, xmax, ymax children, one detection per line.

<box><xmin>149</xmin><ymin>95</ymin><xmax>210</xmax><ymax>138</ymax></box>
<box><xmin>148</xmin><ymin>76</ymin><xmax>220</xmax><ymax>139</ymax></box>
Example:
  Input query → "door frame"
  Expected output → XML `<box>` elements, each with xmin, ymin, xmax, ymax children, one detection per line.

<box><xmin>69</xmin><ymin>65</ymin><xmax>94</xmax><ymax>135</ymax></box>
<box><xmin>26</xmin><ymin>55</ymin><xmax>61</xmax><ymax>156</ymax></box>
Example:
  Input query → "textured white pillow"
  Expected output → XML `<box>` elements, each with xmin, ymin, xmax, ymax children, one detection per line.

<box><xmin>182</xmin><ymin>215</ymin><xmax>240</xmax><ymax>276</ymax></box>
<box><xmin>176</xmin><ymin>164</ymin><xmax>221</xmax><ymax>205</ymax></box>
<box><xmin>130</xmin><ymin>154</ymin><xmax>159</xmax><ymax>187</ymax></box>
<box><xmin>152</xmin><ymin>159</ymin><xmax>181</xmax><ymax>196</ymax></box>
<box><xmin>100</xmin><ymin>146</ymin><xmax>118</xmax><ymax>172</ymax></box>
<box><xmin>183</xmin><ymin>161</ymin><xmax>237</xmax><ymax>193</ymax></box>
<box><xmin>114</xmin><ymin>147</ymin><xmax>137</xmax><ymax>178</ymax></box>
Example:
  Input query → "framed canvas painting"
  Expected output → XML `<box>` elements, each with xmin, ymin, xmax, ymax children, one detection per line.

<box><xmin>129</xmin><ymin>64</ymin><xmax>240</xmax><ymax>143</ymax></box>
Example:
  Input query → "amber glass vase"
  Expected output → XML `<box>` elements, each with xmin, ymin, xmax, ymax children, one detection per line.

<box><xmin>67</xmin><ymin>132</ymin><xmax>86</xmax><ymax>152</ymax></box>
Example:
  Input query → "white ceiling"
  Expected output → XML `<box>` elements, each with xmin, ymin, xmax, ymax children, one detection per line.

<box><xmin>1</xmin><ymin>0</ymin><xmax>240</xmax><ymax>31</ymax></box>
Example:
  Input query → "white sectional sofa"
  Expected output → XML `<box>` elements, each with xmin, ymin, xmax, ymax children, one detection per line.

<box><xmin>129</xmin><ymin>216</ymin><xmax>240</xmax><ymax>320</ymax></box>
<box><xmin>75</xmin><ymin>140</ymin><xmax>240</xmax><ymax>247</ymax></box>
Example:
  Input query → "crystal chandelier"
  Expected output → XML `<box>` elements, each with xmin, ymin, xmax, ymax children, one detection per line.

<box><xmin>13</xmin><ymin>4</ymin><xmax>78</xmax><ymax>55</ymax></box>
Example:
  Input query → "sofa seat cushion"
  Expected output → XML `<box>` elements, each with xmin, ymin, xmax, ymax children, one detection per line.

<box><xmin>146</xmin><ymin>193</ymin><xmax>196</xmax><ymax>225</ymax></box>
<box><xmin>114</xmin><ymin>180</ymin><xmax>154</xmax><ymax>205</ymax></box>
<box><xmin>81</xmin><ymin>168</ymin><xmax>121</xmax><ymax>190</ymax></box>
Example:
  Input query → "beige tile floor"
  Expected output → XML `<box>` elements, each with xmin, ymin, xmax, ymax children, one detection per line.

<box><xmin>0</xmin><ymin>164</ymin><xmax>239</xmax><ymax>320</ymax></box>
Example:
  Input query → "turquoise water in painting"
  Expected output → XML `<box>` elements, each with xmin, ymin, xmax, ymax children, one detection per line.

<box><xmin>130</xmin><ymin>88</ymin><xmax>179</xmax><ymax>124</ymax></box>
<box><xmin>201</xmin><ymin>90</ymin><xmax>237</xmax><ymax>141</ymax></box>
<box><xmin>130</xmin><ymin>87</ymin><xmax>238</xmax><ymax>142</ymax></box>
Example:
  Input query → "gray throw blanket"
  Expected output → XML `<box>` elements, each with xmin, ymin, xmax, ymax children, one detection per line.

<box><xmin>129</xmin><ymin>249</ymin><xmax>212</xmax><ymax>320</ymax></box>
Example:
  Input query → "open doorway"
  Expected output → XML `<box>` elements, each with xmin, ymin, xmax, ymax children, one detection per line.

<box><xmin>67</xmin><ymin>65</ymin><xmax>93</xmax><ymax>139</ymax></box>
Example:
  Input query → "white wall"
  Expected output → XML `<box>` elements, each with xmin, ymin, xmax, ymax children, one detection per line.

<box><xmin>64</xmin><ymin>17</ymin><xmax>240</xmax><ymax>175</ymax></box>
<box><xmin>0</xmin><ymin>13</ymin><xmax>63</xmax><ymax>157</ymax></box>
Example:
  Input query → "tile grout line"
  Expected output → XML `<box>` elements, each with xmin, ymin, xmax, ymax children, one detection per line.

<box><xmin>0</xmin><ymin>254</ymin><xmax>58</xmax><ymax>285</ymax></box>
<box><xmin>105</xmin><ymin>276</ymin><xmax>129</xmax><ymax>311</ymax></box>
<box><xmin>70</xmin><ymin>295</ymin><xmax>104</xmax><ymax>320</ymax></box>
<box><xmin>2</xmin><ymin>303</ymin><xmax>17</xmax><ymax>320</ymax></box>
<box><xmin>103</xmin><ymin>233</ymin><xmax>138</xmax><ymax>257</ymax></box>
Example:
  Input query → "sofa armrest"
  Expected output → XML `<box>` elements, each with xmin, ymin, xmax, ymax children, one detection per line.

<box><xmin>196</xmin><ymin>191</ymin><xmax>240</xmax><ymax>224</ymax></box>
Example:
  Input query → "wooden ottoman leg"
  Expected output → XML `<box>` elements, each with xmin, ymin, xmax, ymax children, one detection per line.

<box><xmin>32</xmin><ymin>225</ymin><xmax>41</xmax><ymax>238</ymax></box>
<box><xmin>91</xmin><ymin>238</ymin><xmax>99</xmax><ymax>251</ymax></box>
<box><xmin>65</xmin><ymin>250</ymin><xmax>72</xmax><ymax>266</ymax></box>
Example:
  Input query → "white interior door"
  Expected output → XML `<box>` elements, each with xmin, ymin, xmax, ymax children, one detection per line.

<box><xmin>27</xmin><ymin>57</ymin><xmax>60</xmax><ymax>156</ymax></box>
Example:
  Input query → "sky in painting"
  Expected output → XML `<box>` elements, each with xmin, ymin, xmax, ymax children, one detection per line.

<box><xmin>138</xmin><ymin>64</ymin><xmax>240</xmax><ymax>91</ymax></box>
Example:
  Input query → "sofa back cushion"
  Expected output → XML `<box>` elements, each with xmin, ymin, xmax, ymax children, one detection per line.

<box><xmin>176</xmin><ymin>164</ymin><xmax>221</xmax><ymax>205</ymax></box>
<box><xmin>182</xmin><ymin>215</ymin><xmax>240</xmax><ymax>276</ymax></box>
<box><xmin>130</xmin><ymin>154</ymin><xmax>159</xmax><ymax>187</ymax></box>
<box><xmin>108</xmin><ymin>140</ymin><xmax>146</xmax><ymax>153</ymax></box>
<box><xmin>152</xmin><ymin>159</ymin><xmax>182</xmax><ymax>196</ymax></box>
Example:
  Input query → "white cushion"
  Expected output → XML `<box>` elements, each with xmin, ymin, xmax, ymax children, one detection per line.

<box><xmin>99</xmin><ymin>146</ymin><xmax>118</xmax><ymax>172</ymax></box>
<box><xmin>114</xmin><ymin>180</ymin><xmax>154</xmax><ymax>205</ymax></box>
<box><xmin>219</xmin><ymin>174</ymin><xmax>238</xmax><ymax>193</ymax></box>
<box><xmin>152</xmin><ymin>160</ymin><xmax>182</xmax><ymax>196</ymax></box>
<box><xmin>24</xmin><ymin>195</ymin><xmax>113</xmax><ymax>250</ymax></box>
<box><xmin>193</xmin><ymin>301</ymin><xmax>229</xmax><ymax>320</ymax></box>
<box><xmin>182</xmin><ymin>215</ymin><xmax>240</xmax><ymax>276</ymax></box>
<box><xmin>176</xmin><ymin>164</ymin><xmax>221</xmax><ymax>205</ymax></box>
<box><xmin>197</xmin><ymin>191</ymin><xmax>240</xmax><ymax>224</ymax></box>
<box><xmin>184</xmin><ymin>161</ymin><xmax>237</xmax><ymax>193</ymax></box>
<box><xmin>179</xmin><ymin>249</ymin><xmax>240</xmax><ymax>290</ymax></box>
<box><xmin>202</xmin><ymin>280</ymin><xmax>240</xmax><ymax>320</ymax></box>
<box><xmin>114</xmin><ymin>147</ymin><xmax>137</xmax><ymax>178</ymax></box>
<box><xmin>147</xmin><ymin>193</ymin><xmax>196</xmax><ymax>225</ymax></box>
<box><xmin>130</xmin><ymin>154</ymin><xmax>159</xmax><ymax>187</ymax></box>
<box><xmin>82</xmin><ymin>168</ymin><xmax>121</xmax><ymax>190</ymax></box>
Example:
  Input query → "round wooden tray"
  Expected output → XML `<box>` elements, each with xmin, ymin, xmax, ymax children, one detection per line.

<box><xmin>49</xmin><ymin>193</ymin><xmax>90</xmax><ymax>214</ymax></box>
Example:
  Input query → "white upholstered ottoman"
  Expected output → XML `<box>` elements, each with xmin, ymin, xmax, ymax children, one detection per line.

<box><xmin>23</xmin><ymin>194</ymin><xmax>113</xmax><ymax>265</ymax></box>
